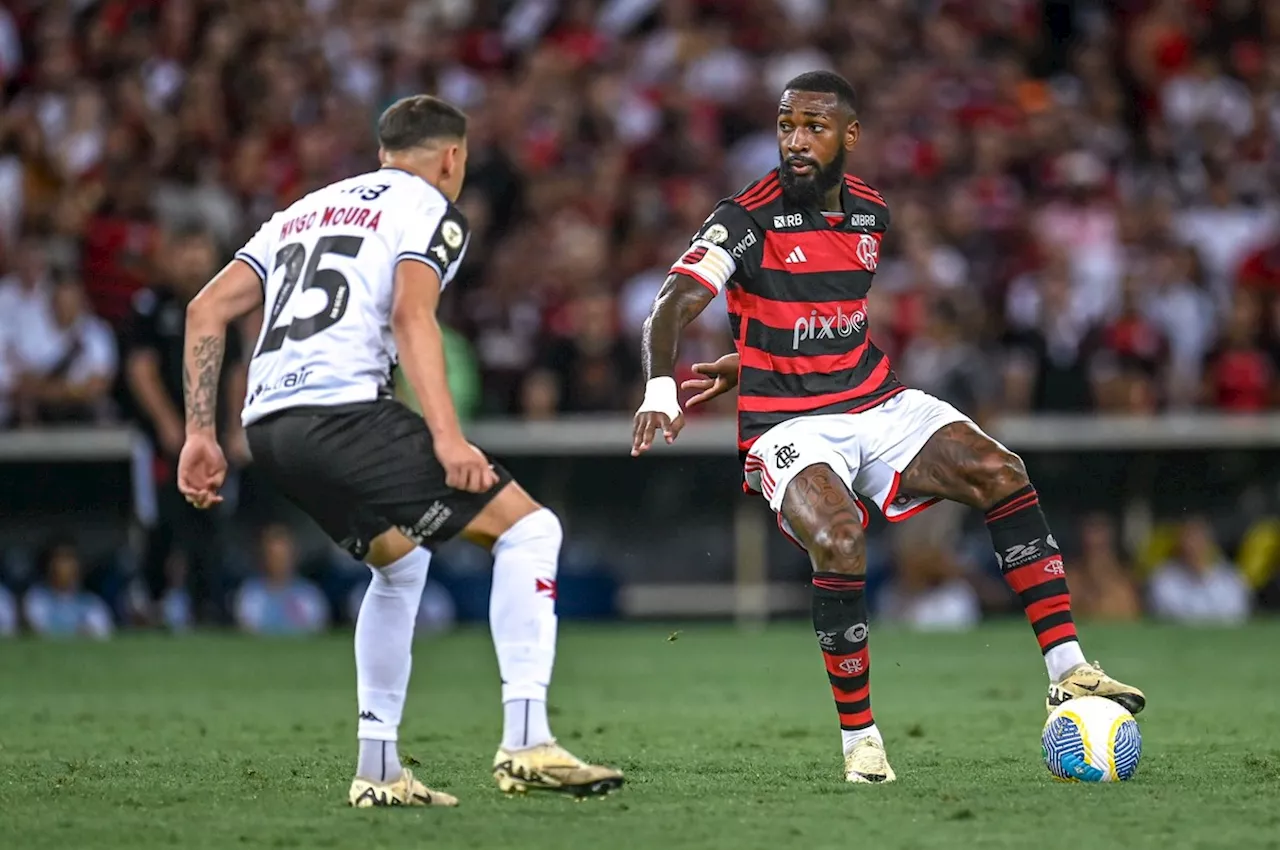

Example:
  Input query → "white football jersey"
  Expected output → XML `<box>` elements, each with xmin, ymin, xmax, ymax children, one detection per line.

<box><xmin>235</xmin><ymin>168</ymin><xmax>469</xmax><ymax>426</ymax></box>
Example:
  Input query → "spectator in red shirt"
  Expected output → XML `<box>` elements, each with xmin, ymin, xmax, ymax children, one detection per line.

<box><xmin>81</xmin><ymin>162</ymin><xmax>159</xmax><ymax>327</ymax></box>
<box><xmin>1236</xmin><ymin>237</ymin><xmax>1280</xmax><ymax>295</ymax></box>
<box><xmin>1202</xmin><ymin>288</ymin><xmax>1276</xmax><ymax>412</ymax></box>
<box><xmin>1094</xmin><ymin>275</ymin><xmax>1168</xmax><ymax>414</ymax></box>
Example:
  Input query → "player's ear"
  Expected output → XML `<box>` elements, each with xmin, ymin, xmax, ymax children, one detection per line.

<box><xmin>440</xmin><ymin>142</ymin><xmax>466</xmax><ymax>200</ymax></box>
<box><xmin>845</xmin><ymin>119</ymin><xmax>860</xmax><ymax>152</ymax></box>
<box><xmin>441</xmin><ymin>143</ymin><xmax>462</xmax><ymax>178</ymax></box>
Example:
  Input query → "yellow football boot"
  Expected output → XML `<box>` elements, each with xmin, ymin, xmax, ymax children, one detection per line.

<box><xmin>843</xmin><ymin>737</ymin><xmax>896</xmax><ymax>784</ymax></box>
<box><xmin>493</xmin><ymin>741</ymin><xmax>624</xmax><ymax>797</ymax></box>
<box><xmin>348</xmin><ymin>768</ymin><xmax>459</xmax><ymax>808</ymax></box>
<box><xmin>1047</xmin><ymin>661</ymin><xmax>1146</xmax><ymax>715</ymax></box>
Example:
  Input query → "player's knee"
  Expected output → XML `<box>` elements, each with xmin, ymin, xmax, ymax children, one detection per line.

<box><xmin>495</xmin><ymin>506</ymin><xmax>563</xmax><ymax>568</ymax></box>
<box><xmin>963</xmin><ymin>447</ymin><xmax>1029</xmax><ymax>505</ymax></box>
<box><xmin>808</xmin><ymin>522</ymin><xmax>866</xmax><ymax>575</ymax></box>
<box><xmin>517</xmin><ymin>507</ymin><xmax>563</xmax><ymax>549</ymax></box>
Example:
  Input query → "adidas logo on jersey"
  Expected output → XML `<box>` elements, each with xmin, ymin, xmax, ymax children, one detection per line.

<box><xmin>784</xmin><ymin>246</ymin><xmax>808</xmax><ymax>264</ymax></box>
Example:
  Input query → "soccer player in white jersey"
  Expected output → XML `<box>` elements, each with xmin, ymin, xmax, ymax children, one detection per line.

<box><xmin>176</xmin><ymin>95</ymin><xmax>623</xmax><ymax>806</ymax></box>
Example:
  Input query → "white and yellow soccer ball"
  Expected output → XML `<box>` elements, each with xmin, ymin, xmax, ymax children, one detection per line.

<box><xmin>1042</xmin><ymin>696</ymin><xmax>1141</xmax><ymax>782</ymax></box>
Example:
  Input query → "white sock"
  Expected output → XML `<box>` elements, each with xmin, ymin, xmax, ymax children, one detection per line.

<box><xmin>357</xmin><ymin>739</ymin><xmax>403</xmax><ymax>784</ymax></box>
<box><xmin>502</xmin><ymin>698</ymin><xmax>553</xmax><ymax>750</ymax></box>
<box><xmin>842</xmin><ymin>724</ymin><xmax>882</xmax><ymax>755</ymax></box>
<box><xmin>490</xmin><ymin>508</ymin><xmax>561</xmax><ymax>751</ymax></box>
<box><xmin>1045</xmin><ymin>640</ymin><xmax>1087</xmax><ymax>682</ymax></box>
<box><xmin>354</xmin><ymin>547</ymin><xmax>430</xmax><ymax>781</ymax></box>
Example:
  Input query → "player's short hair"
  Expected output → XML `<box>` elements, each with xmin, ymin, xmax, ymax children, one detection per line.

<box><xmin>377</xmin><ymin>95</ymin><xmax>468</xmax><ymax>151</ymax></box>
<box><xmin>782</xmin><ymin>71</ymin><xmax>859</xmax><ymax>116</ymax></box>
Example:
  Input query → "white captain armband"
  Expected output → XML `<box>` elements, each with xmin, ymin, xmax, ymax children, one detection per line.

<box><xmin>669</xmin><ymin>240</ymin><xmax>736</xmax><ymax>294</ymax></box>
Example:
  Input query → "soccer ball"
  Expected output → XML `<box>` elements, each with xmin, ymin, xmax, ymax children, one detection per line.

<box><xmin>1042</xmin><ymin>696</ymin><xmax>1141</xmax><ymax>782</ymax></box>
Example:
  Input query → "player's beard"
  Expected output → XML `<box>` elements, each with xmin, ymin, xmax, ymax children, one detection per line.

<box><xmin>778</xmin><ymin>147</ymin><xmax>847</xmax><ymax>209</ymax></box>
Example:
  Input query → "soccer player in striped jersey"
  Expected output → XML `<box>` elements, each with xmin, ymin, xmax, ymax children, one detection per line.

<box><xmin>632</xmin><ymin>71</ymin><xmax>1144</xmax><ymax>784</ymax></box>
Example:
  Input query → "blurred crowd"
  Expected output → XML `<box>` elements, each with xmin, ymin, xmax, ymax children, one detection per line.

<box><xmin>3</xmin><ymin>506</ymin><xmax>1277</xmax><ymax>638</ymax></box>
<box><xmin>0</xmin><ymin>518</ymin><xmax>470</xmax><ymax>637</ymax></box>
<box><xmin>875</xmin><ymin>512</ymin><xmax>1280</xmax><ymax>631</ymax></box>
<box><xmin>2</xmin><ymin>0</ymin><xmax>1280</xmax><ymax>633</ymax></box>
<box><xmin>2</xmin><ymin>0</ymin><xmax>1280</xmax><ymax>425</ymax></box>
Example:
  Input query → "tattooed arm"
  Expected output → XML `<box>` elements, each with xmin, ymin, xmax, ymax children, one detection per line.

<box><xmin>631</xmin><ymin>274</ymin><xmax>714</xmax><ymax>456</ymax></box>
<box><xmin>182</xmin><ymin>260</ymin><xmax>263</xmax><ymax>435</ymax></box>
<box><xmin>641</xmin><ymin>273</ymin><xmax>715</xmax><ymax>383</ymax></box>
<box><xmin>177</xmin><ymin>259</ymin><xmax>264</xmax><ymax>507</ymax></box>
<box><xmin>632</xmin><ymin>200</ymin><xmax>754</xmax><ymax>456</ymax></box>
<box><xmin>184</xmin><ymin>335</ymin><xmax>224</xmax><ymax>433</ymax></box>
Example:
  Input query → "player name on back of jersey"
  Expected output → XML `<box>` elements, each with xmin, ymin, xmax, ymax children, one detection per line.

<box><xmin>279</xmin><ymin>205</ymin><xmax>384</xmax><ymax>240</ymax></box>
<box><xmin>236</xmin><ymin>168</ymin><xmax>470</xmax><ymax>428</ymax></box>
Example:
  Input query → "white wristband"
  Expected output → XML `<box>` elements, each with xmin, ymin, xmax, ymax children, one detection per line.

<box><xmin>638</xmin><ymin>376</ymin><xmax>682</xmax><ymax>422</ymax></box>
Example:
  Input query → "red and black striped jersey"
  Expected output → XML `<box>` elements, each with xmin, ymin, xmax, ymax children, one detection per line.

<box><xmin>668</xmin><ymin>169</ymin><xmax>903</xmax><ymax>453</ymax></box>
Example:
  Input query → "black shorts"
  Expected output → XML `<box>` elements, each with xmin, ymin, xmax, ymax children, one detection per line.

<box><xmin>246</xmin><ymin>399</ymin><xmax>512</xmax><ymax>558</ymax></box>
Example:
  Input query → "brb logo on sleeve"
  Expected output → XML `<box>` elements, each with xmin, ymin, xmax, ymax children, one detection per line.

<box><xmin>792</xmin><ymin>305</ymin><xmax>867</xmax><ymax>349</ymax></box>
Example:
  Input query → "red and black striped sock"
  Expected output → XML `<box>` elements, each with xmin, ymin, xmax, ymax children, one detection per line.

<box><xmin>985</xmin><ymin>485</ymin><xmax>1078</xmax><ymax>654</ymax></box>
<box><xmin>812</xmin><ymin>572</ymin><xmax>873</xmax><ymax>732</ymax></box>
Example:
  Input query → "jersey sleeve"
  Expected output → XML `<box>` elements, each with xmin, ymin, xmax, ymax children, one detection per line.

<box><xmin>395</xmin><ymin>194</ymin><xmax>470</xmax><ymax>289</ymax></box>
<box><xmin>669</xmin><ymin>202</ymin><xmax>758</xmax><ymax>294</ymax></box>
<box><xmin>234</xmin><ymin>216</ymin><xmax>275</xmax><ymax>282</ymax></box>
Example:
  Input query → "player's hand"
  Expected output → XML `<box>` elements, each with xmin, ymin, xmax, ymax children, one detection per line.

<box><xmin>681</xmin><ymin>353</ymin><xmax>740</xmax><ymax>408</ymax></box>
<box><xmin>437</xmin><ymin>437</ymin><xmax>499</xmax><ymax>493</ymax></box>
<box><xmin>631</xmin><ymin>410</ymin><xmax>685</xmax><ymax>456</ymax></box>
<box><xmin>177</xmin><ymin>433</ymin><xmax>227</xmax><ymax>509</ymax></box>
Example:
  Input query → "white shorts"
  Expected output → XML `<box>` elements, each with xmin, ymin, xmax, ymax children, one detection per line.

<box><xmin>743</xmin><ymin>389</ymin><xmax>976</xmax><ymax>545</ymax></box>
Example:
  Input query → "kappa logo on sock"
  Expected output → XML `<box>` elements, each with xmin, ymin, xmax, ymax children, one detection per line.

<box><xmin>535</xmin><ymin>578</ymin><xmax>557</xmax><ymax>599</ymax></box>
<box><xmin>358</xmin><ymin>711</ymin><xmax>383</xmax><ymax>723</ymax></box>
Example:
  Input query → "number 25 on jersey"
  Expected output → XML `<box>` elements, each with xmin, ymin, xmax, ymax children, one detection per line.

<box><xmin>256</xmin><ymin>235</ymin><xmax>364</xmax><ymax>357</ymax></box>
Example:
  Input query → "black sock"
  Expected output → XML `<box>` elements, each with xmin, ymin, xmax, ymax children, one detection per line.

<box><xmin>812</xmin><ymin>572</ymin><xmax>873</xmax><ymax>731</ymax></box>
<box><xmin>984</xmin><ymin>485</ymin><xmax>1078</xmax><ymax>654</ymax></box>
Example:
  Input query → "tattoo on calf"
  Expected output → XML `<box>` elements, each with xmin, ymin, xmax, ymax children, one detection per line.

<box><xmin>782</xmin><ymin>465</ymin><xmax>866</xmax><ymax>572</ymax></box>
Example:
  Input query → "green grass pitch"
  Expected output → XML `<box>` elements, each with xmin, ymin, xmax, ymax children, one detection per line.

<box><xmin>2</xmin><ymin>622</ymin><xmax>1279</xmax><ymax>850</ymax></box>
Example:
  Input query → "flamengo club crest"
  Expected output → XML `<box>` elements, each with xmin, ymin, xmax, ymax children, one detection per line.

<box><xmin>856</xmin><ymin>233</ymin><xmax>879</xmax><ymax>271</ymax></box>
